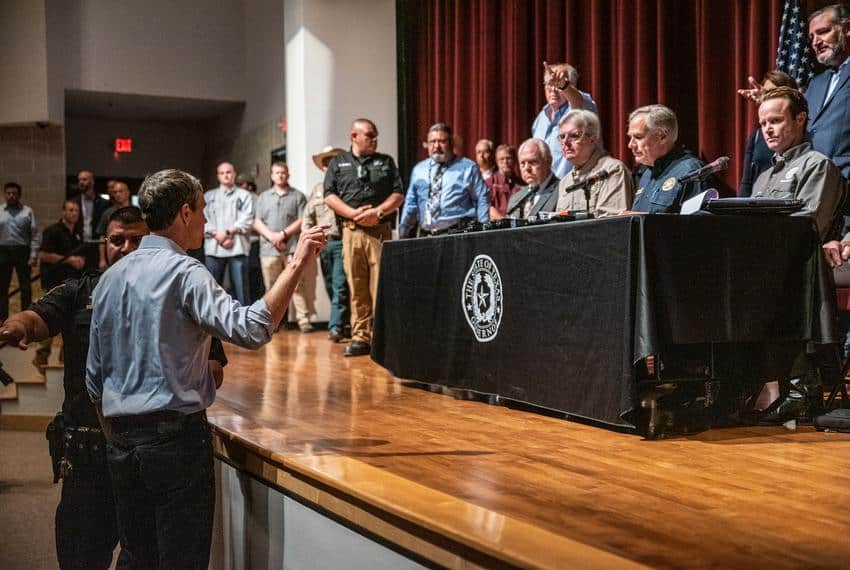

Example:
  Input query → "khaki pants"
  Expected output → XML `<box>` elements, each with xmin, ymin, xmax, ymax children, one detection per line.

<box><xmin>260</xmin><ymin>253</ymin><xmax>316</xmax><ymax>327</ymax></box>
<box><xmin>342</xmin><ymin>223</ymin><xmax>391</xmax><ymax>344</ymax></box>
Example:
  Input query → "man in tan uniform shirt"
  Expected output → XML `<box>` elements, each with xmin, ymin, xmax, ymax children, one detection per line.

<box><xmin>556</xmin><ymin>109</ymin><xmax>633</xmax><ymax>216</ymax></box>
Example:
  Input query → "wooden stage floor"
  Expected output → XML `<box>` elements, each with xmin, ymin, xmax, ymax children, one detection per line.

<box><xmin>209</xmin><ymin>331</ymin><xmax>850</xmax><ymax>569</ymax></box>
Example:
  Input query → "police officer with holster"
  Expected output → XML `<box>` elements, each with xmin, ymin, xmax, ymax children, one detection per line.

<box><xmin>0</xmin><ymin>206</ymin><xmax>227</xmax><ymax>569</ymax></box>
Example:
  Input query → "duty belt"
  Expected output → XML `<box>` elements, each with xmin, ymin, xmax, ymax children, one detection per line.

<box><xmin>342</xmin><ymin>220</ymin><xmax>390</xmax><ymax>232</ymax></box>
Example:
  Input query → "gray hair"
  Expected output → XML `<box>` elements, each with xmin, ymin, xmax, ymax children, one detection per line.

<box><xmin>476</xmin><ymin>139</ymin><xmax>494</xmax><ymax>151</ymax></box>
<box><xmin>138</xmin><ymin>169</ymin><xmax>203</xmax><ymax>231</ymax></box>
<box><xmin>517</xmin><ymin>137</ymin><xmax>551</xmax><ymax>162</ymax></box>
<box><xmin>559</xmin><ymin>109</ymin><xmax>602</xmax><ymax>141</ymax></box>
<box><xmin>809</xmin><ymin>4</ymin><xmax>850</xmax><ymax>27</ymax></box>
<box><xmin>629</xmin><ymin>104</ymin><xmax>679</xmax><ymax>142</ymax></box>
<box><xmin>428</xmin><ymin>122</ymin><xmax>453</xmax><ymax>138</ymax></box>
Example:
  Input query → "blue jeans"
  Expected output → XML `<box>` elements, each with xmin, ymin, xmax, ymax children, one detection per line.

<box><xmin>320</xmin><ymin>239</ymin><xmax>350</xmax><ymax>332</ymax></box>
<box><xmin>107</xmin><ymin>412</ymin><xmax>214</xmax><ymax>569</ymax></box>
<box><xmin>205</xmin><ymin>254</ymin><xmax>248</xmax><ymax>305</ymax></box>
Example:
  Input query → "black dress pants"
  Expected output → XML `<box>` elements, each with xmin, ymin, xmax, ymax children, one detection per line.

<box><xmin>106</xmin><ymin>411</ymin><xmax>215</xmax><ymax>570</ymax></box>
<box><xmin>0</xmin><ymin>245</ymin><xmax>32</xmax><ymax>320</ymax></box>
<box><xmin>55</xmin><ymin>441</ymin><xmax>119</xmax><ymax>569</ymax></box>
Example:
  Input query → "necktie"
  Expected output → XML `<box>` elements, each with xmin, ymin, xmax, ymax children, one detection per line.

<box><xmin>428</xmin><ymin>163</ymin><xmax>446</xmax><ymax>224</ymax></box>
<box><xmin>824</xmin><ymin>68</ymin><xmax>841</xmax><ymax>109</ymax></box>
<box><xmin>523</xmin><ymin>185</ymin><xmax>539</xmax><ymax>218</ymax></box>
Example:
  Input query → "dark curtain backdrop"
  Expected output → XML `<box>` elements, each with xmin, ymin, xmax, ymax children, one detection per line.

<box><xmin>397</xmin><ymin>0</ymin><xmax>828</xmax><ymax>194</ymax></box>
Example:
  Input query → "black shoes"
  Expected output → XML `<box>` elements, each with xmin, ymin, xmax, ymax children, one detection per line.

<box><xmin>344</xmin><ymin>341</ymin><xmax>371</xmax><ymax>357</ymax></box>
<box><xmin>758</xmin><ymin>377</ymin><xmax>823</xmax><ymax>425</ymax></box>
<box><xmin>328</xmin><ymin>328</ymin><xmax>343</xmax><ymax>342</ymax></box>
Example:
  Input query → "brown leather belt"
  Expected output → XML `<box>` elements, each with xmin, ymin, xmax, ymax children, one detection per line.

<box><xmin>342</xmin><ymin>220</ymin><xmax>390</xmax><ymax>232</ymax></box>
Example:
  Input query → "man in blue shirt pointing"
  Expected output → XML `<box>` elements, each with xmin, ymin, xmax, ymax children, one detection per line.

<box><xmin>86</xmin><ymin>169</ymin><xmax>327</xmax><ymax>568</ymax></box>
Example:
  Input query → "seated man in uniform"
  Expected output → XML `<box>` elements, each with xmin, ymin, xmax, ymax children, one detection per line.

<box><xmin>556</xmin><ymin>109</ymin><xmax>633</xmax><ymax>217</ymax></box>
<box><xmin>753</xmin><ymin>86</ymin><xmax>845</xmax><ymax>241</ymax></box>
<box><xmin>628</xmin><ymin>104</ymin><xmax>707</xmax><ymax>213</ymax></box>
<box><xmin>751</xmin><ymin>86</ymin><xmax>847</xmax><ymax>423</ymax></box>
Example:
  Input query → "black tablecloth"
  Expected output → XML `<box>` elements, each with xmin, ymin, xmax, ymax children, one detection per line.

<box><xmin>372</xmin><ymin>215</ymin><xmax>838</xmax><ymax>427</ymax></box>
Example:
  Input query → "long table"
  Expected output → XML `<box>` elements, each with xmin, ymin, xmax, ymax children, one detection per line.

<box><xmin>372</xmin><ymin>215</ymin><xmax>838</xmax><ymax>429</ymax></box>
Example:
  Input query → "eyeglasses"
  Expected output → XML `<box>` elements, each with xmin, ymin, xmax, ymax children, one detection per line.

<box><xmin>558</xmin><ymin>131</ymin><xmax>586</xmax><ymax>143</ymax></box>
<box><xmin>106</xmin><ymin>234</ymin><xmax>144</xmax><ymax>247</ymax></box>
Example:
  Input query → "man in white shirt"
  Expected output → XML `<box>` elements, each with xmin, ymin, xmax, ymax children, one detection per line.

<box><xmin>203</xmin><ymin>162</ymin><xmax>254</xmax><ymax>304</ymax></box>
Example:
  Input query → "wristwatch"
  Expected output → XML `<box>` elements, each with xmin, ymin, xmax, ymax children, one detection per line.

<box><xmin>376</xmin><ymin>207</ymin><xmax>385</xmax><ymax>221</ymax></box>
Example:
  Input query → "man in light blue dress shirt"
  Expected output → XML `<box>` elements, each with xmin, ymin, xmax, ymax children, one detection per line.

<box><xmin>86</xmin><ymin>169</ymin><xmax>327</xmax><ymax>568</ymax></box>
<box><xmin>398</xmin><ymin>123</ymin><xmax>489</xmax><ymax>237</ymax></box>
<box><xmin>531</xmin><ymin>62</ymin><xmax>598</xmax><ymax>179</ymax></box>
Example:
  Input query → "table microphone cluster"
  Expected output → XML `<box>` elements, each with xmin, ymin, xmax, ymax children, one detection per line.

<box><xmin>447</xmin><ymin>210</ymin><xmax>594</xmax><ymax>235</ymax></box>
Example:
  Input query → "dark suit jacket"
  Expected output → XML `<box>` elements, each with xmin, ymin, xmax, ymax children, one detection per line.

<box><xmin>506</xmin><ymin>174</ymin><xmax>560</xmax><ymax>218</ymax></box>
<box><xmin>73</xmin><ymin>193</ymin><xmax>110</xmax><ymax>239</ymax></box>
<box><xmin>806</xmin><ymin>66</ymin><xmax>850</xmax><ymax>178</ymax></box>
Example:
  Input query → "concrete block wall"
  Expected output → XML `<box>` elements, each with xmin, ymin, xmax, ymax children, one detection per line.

<box><xmin>0</xmin><ymin>125</ymin><xmax>66</xmax><ymax>231</ymax></box>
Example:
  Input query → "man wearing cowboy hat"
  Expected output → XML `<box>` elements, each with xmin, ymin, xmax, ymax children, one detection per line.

<box><xmin>305</xmin><ymin>147</ymin><xmax>351</xmax><ymax>342</ymax></box>
<box><xmin>324</xmin><ymin>119</ymin><xmax>404</xmax><ymax>356</ymax></box>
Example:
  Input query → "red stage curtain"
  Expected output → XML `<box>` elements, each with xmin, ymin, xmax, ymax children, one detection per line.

<box><xmin>399</xmin><ymin>0</ymin><xmax>814</xmax><ymax>194</ymax></box>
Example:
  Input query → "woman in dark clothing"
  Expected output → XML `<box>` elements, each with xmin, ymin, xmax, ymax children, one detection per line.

<box><xmin>738</xmin><ymin>71</ymin><xmax>799</xmax><ymax>196</ymax></box>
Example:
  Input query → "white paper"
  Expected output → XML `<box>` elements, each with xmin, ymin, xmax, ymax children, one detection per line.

<box><xmin>681</xmin><ymin>188</ymin><xmax>719</xmax><ymax>215</ymax></box>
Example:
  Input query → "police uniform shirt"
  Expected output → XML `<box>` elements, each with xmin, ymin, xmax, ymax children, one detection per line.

<box><xmin>323</xmin><ymin>150</ymin><xmax>404</xmax><ymax>211</ymax></box>
<box><xmin>752</xmin><ymin>141</ymin><xmax>845</xmax><ymax>241</ymax></box>
<box><xmin>30</xmin><ymin>273</ymin><xmax>228</xmax><ymax>427</ymax></box>
<box><xmin>632</xmin><ymin>148</ymin><xmax>705</xmax><ymax>213</ymax></box>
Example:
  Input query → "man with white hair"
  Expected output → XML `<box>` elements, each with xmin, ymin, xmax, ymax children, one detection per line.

<box><xmin>531</xmin><ymin>62</ymin><xmax>597</xmax><ymax>178</ymax></box>
<box><xmin>628</xmin><ymin>104</ymin><xmax>706</xmax><ymax>213</ymax></box>
<box><xmin>556</xmin><ymin>110</ymin><xmax>633</xmax><ymax>217</ymax></box>
<box><xmin>506</xmin><ymin>138</ymin><xmax>560</xmax><ymax>218</ymax></box>
<box><xmin>474</xmin><ymin>138</ymin><xmax>496</xmax><ymax>180</ymax></box>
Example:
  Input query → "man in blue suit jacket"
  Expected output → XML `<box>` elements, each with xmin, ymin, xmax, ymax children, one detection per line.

<box><xmin>810</xmin><ymin>5</ymin><xmax>850</xmax><ymax>265</ymax></box>
<box><xmin>806</xmin><ymin>5</ymin><xmax>850</xmax><ymax>178</ymax></box>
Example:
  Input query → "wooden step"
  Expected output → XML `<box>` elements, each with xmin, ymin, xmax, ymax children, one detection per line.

<box><xmin>0</xmin><ymin>382</ymin><xmax>18</xmax><ymax>401</ymax></box>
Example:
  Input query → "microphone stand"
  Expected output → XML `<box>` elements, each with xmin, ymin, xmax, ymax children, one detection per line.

<box><xmin>559</xmin><ymin>169</ymin><xmax>613</xmax><ymax>218</ymax></box>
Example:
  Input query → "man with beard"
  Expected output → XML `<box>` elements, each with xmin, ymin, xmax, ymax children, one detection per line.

<box><xmin>399</xmin><ymin>123</ymin><xmax>489</xmax><ymax>237</ymax></box>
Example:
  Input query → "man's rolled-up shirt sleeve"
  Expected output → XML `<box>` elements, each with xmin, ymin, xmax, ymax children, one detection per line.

<box><xmin>469</xmin><ymin>170</ymin><xmax>490</xmax><ymax>222</ymax></box>
<box><xmin>182</xmin><ymin>263</ymin><xmax>274</xmax><ymax>349</ymax></box>
<box><xmin>398</xmin><ymin>179</ymin><xmax>420</xmax><ymax>238</ymax></box>
<box><xmin>235</xmin><ymin>192</ymin><xmax>255</xmax><ymax>234</ymax></box>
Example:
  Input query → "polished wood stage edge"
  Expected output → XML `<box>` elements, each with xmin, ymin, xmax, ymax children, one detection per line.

<box><xmin>209</xmin><ymin>332</ymin><xmax>850</xmax><ymax>569</ymax></box>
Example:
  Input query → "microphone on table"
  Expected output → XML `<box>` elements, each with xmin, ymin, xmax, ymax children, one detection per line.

<box><xmin>678</xmin><ymin>156</ymin><xmax>730</xmax><ymax>184</ymax></box>
<box><xmin>673</xmin><ymin>156</ymin><xmax>729</xmax><ymax>214</ymax></box>
<box><xmin>560</xmin><ymin>169</ymin><xmax>613</xmax><ymax>219</ymax></box>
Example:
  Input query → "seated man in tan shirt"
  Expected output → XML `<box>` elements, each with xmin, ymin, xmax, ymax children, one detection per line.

<box><xmin>555</xmin><ymin>109</ymin><xmax>633</xmax><ymax>217</ymax></box>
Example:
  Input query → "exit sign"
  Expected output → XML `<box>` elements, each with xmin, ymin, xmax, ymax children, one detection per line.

<box><xmin>114</xmin><ymin>138</ymin><xmax>133</xmax><ymax>153</ymax></box>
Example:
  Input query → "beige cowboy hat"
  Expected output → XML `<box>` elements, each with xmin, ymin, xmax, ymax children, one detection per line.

<box><xmin>312</xmin><ymin>146</ymin><xmax>344</xmax><ymax>170</ymax></box>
